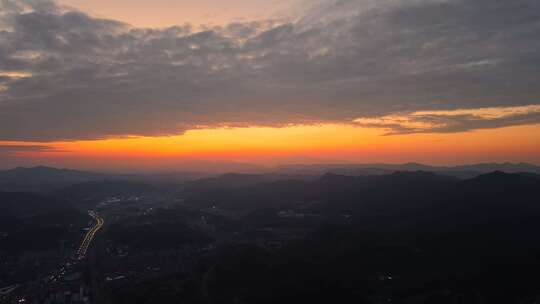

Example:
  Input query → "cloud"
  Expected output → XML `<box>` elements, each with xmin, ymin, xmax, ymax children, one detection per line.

<box><xmin>1</xmin><ymin>0</ymin><xmax>540</xmax><ymax>141</ymax></box>
<box><xmin>0</xmin><ymin>144</ymin><xmax>60</xmax><ymax>155</ymax></box>
<box><xmin>354</xmin><ymin>105</ymin><xmax>540</xmax><ymax>134</ymax></box>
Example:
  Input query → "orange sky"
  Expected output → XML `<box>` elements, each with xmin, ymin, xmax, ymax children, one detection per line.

<box><xmin>59</xmin><ymin>0</ymin><xmax>297</xmax><ymax>28</ymax></box>
<box><xmin>3</xmin><ymin>123</ymin><xmax>539</xmax><ymax>172</ymax></box>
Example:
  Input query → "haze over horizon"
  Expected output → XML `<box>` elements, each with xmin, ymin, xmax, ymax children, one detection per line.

<box><xmin>1</xmin><ymin>0</ymin><xmax>540</xmax><ymax>170</ymax></box>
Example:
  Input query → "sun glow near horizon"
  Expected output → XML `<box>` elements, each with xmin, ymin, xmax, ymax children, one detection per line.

<box><xmin>3</xmin><ymin>122</ymin><xmax>539</xmax><ymax>170</ymax></box>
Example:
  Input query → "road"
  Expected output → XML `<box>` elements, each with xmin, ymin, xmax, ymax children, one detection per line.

<box><xmin>46</xmin><ymin>211</ymin><xmax>104</xmax><ymax>283</ymax></box>
<box><xmin>77</xmin><ymin>211</ymin><xmax>104</xmax><ymax>259</ymax></box>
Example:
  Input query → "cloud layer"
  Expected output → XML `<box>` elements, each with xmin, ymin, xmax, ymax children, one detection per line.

<box><xmin>0</xmin><ymin>144</ymin><xmax>58</xmax><ymax>156</ymax></box>
<box><xmin>354</xmin><ymin>105</ymin><xmax>540</xmax><ymax>134</ymax></box>
<box><xmin>1</xmin><ymin>0</ymin><xmax>540</xmax><ymax>141</ymax></box>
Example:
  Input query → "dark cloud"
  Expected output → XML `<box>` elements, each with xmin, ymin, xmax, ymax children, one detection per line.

<box><xmin>0</xmin><ymin>144</ymin><xmax>60</xmax><ymax>155</ymax></box>
<box><xmin>1</xmin><ymin>0</ymin><xmax>540</xmax><ymax>141</ymax></box>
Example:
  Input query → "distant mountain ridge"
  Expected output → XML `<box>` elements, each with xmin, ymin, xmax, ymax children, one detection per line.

<box><xmin>0</xmin><ymin>166</ymin><xmax>206</xmax><ymax>191</ymax></box>
<box><xmin>0</xmin><ymin>166</ymin><xmax>105</xmax><ymax>180</ymax></box>
<box><xmin>0</xmin><ymin>163</ymin><xmax>539</xmax><ymax>192</ymax></box>
<box><xmin>276</xmin><ymin>162</ymin><xmax>540</xmax><ymax>178</ymax></box>
<box><xmin>182</xmin><ymin>170</ymin><xmax>540</xmax><ymax>212</ymax></box>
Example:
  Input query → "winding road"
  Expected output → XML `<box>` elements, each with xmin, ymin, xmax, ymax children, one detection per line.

<box><xmin>77</xmin><ymin>211</ymin><xmax>104</xmax><ymax>259</ymax></box>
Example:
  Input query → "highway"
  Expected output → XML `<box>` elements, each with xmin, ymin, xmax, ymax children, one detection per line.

<box><xmin>46</xmin><ymin>211</ymin><xmax>104</xmax><ymax>283</ymax></box>
<box><xmin>77</xmin><ymin>211</ymin><xmax>104</xmax><ymax>259</ymax></box>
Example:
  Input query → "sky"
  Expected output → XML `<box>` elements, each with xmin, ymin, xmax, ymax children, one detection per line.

<box><xmin>0</xmin><ymin>0</ymin><xmax>539</xmax><ymax>172</ymax></box>
<box><xmin>59</xmin><ymin>0</ymin><xmax>299</xmax><ymax>28</ymax></box>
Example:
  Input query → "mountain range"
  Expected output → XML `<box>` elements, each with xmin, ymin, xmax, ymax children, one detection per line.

<box><xmin>276</xmin><ymin>162</ymin><xmax>540</xmax><ymax>178</ymax></box>
<box><xmin>0</xmin><ymin>162</ymin><xmax>539</xmax><ymax>192</ymax></box>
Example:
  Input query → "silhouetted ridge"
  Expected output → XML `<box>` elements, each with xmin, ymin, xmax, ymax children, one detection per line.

<box><xmin>387</xmin><ymin>170</ymin><xmax>457</xmax><ymax>180</ymax></box>
<box><xmin>459</xmin><ymin>171</ymin><xmax>540</xmax><ymax>195</ymax></box>
<box><xmin>319</xmin><ymin>173</ymin><xmax>359</xmax><ymax>183</ymax></box>
<box><xmin>0</xmin><ymin>166</ymin><xmax>107</xmax><ymax>191</ymax></box>
<box><xmin>277</xmin><ymin>162</ymin><xmax>540</xmax><ymax>178</ymax></box>
<box><xmin>3</xmin><ymin>166</ymin><xmax>102</xmax><ymax>177</ymax></box>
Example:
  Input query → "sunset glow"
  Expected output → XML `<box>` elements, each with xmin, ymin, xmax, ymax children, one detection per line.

<box><xmin>2</xmin><ymin>123</ymin><xmax>538</xmax><ymax>171</ymax></box>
